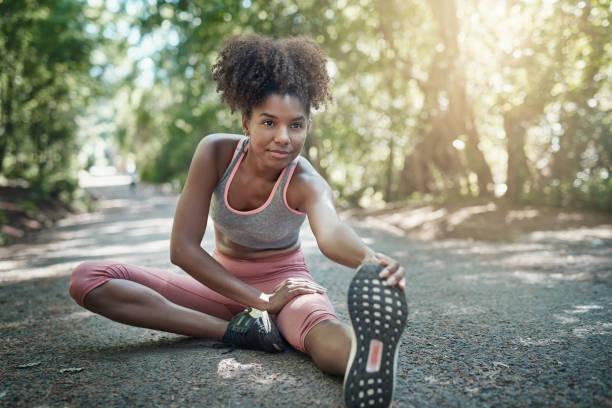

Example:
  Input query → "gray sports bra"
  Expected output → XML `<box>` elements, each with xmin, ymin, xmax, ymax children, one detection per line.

<box><xmin>209</xmin><ymin>137</ymin><xmax>307</xmax><ymax>250</ymax></box>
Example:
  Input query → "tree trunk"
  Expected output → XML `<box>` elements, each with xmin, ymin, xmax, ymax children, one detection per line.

<box><xmin>430</xmin><ymin>0</ymin><xmax>494</xmax><ymax>196</ymax></box>
<box><xmin>395</xmin><ymin>0</ymin><xmax>494</xmax><ymax>199</ymax></box>
<box><xmin>504</xmin><ymin>111</ymin><xmax>529</xmax><ymax>204</ymax></box>
<box><xmin>464</xmin><ymin>112</ymin><xmax>494</xmax><ymax>195</ymax></box>
<box><xmin>0</xmin><ymin>142</ymin><xmax>6</xmax><ymax>176</ymax></box>
<box><xmin>385</xmin><ymin>134</ymin><xmax>395</xmax><ymax>202</ymax></box>
<box><xmin>0</xmin><ymin>77</ymin><xmax>14</xmax><ymax>177</ymax></box>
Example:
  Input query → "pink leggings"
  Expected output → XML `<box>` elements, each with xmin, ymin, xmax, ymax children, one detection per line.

<box><xmin>68</xmin><ymin>249</ymin><xmax>337</xmax><ymax>353</ymax></box>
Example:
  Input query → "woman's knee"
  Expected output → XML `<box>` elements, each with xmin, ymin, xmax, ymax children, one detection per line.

<box><xmin>304</xmin><ymin>319</ymin><xmax>352</xmax><ymax>375</ymax></box>
<box><xmin>68</xmin><ymin>260</ymin><xmax>116</xmax><ymax>307</ymax></box>
<box><xmin>305</xmin><ymin>319</ymin><xmax>352</xmax><ymax>355</ymax></box>
<box><xmin>275</xmin><ymin>293</ymin><xmax>338</xmax><ymax>353</ymax></box>
<box><xmin>70</xmin><ymin>261</ymin><xmax>100</xmax><ymax>278</ymax></box>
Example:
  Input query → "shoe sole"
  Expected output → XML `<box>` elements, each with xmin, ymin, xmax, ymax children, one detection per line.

<box><xmin>343</xmin><ymin>264</ymin><xmax>408</xmax><ymax>408</ymax></box>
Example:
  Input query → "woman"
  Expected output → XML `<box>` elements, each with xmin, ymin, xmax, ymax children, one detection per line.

<box><xmin>69</xmin><ymin>35</ymin><xmax>407</xmax><ymax>407</ymax></box>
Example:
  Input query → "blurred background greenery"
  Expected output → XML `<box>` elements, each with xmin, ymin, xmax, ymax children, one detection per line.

<box><xmin>1</xmin><ymin>0</ymin><xmax>610</xmax><ymax>211</ymax></box>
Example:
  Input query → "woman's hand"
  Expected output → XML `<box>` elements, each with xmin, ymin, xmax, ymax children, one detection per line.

<box><xmin>361</xmin><ymin>252</ymin><xmax>406</xmax><ymax>291</ymax></box>
<box><xmin>266</xmin><ymin>278</ymin><xmax>327</xmax><ymax>314</ymax></box>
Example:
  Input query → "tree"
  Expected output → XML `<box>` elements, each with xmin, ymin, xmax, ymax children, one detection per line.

<box><xmin>107</xmin><ymin>0</ymin><xmax>610</xmax><ymax>210</ymax></box>
<box><xmin>0</xmin><ymin>0</ymin><xmax>97</xmax><ymax>189</ymax></box>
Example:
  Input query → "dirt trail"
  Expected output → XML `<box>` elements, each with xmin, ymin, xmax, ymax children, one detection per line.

<box><xmin>1</xmin><ymin>180</ymin><xmax>610</xmax><ymax>407</ymax></box>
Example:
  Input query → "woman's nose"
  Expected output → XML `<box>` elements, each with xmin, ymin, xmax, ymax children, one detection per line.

<box><xmin>274</xmin><ymin>127</ymin><xmax>290</xmax><ymax>144</ymax></box>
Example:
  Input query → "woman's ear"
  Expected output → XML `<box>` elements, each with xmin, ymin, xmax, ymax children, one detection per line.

<box><xmin>241</xmin><ymin>112</ymin><xmax>249</xmax><ymax>136</ymax></box>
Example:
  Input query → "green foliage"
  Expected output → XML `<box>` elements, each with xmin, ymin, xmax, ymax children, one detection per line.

<box><xmin>123</xmin><ymin>0</ymin><xmax>610</xmax><ymax>211</ymax></box>
<box><xmin>8</xmin><ymin>0</ymin><xmax>608</xmax><ymax>212</ymax></box>
<box><xmin>524</xmin><ymin>174</ymin><xmax>612</xmax><ymax>212</ymax></box>
<box><xmin>0</xmin><ymin>0</ymin><xmax>100</xmax><ymax>196</ymax></box>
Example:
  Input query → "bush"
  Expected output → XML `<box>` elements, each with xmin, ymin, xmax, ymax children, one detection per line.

<box><xmin>523</xmin><ymin>177</ymin><xmax>612</xmax><ymax>212</ymax></box>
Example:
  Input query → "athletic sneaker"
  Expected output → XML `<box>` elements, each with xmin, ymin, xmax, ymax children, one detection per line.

<box><xmin>221</xmin><ymin>307</ymin><xmax>286</xmax><ymax>353</ymax></box>
<box><xmin>343</xmin><ymin>264</ymin><xmax>408</xmax><ymax>408</ymax></box>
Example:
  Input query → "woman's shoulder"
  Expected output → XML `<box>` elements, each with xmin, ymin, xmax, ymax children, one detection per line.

<box><xmin>290</xmin><ymin>156</ymin><xmax>331</xmax><ymax>195</ymax></box>
<box><xmin>285</xmin><ymin>156</ymin><xmax>334</xmax><ymax>213</ymax></box>
<box><xmin>293</xmin><ymin>156</ymin><xmax>316</xmax><ymax>177</ymax></box>
<box><xmin>194</xmin><ymin>133</ymin><xmax>244</xmax><ymax>179</ymax></box>
<box><xmin>198</xmin><ymin>133</ymin><xmax>243</xmax><ymax>152</ymax></box>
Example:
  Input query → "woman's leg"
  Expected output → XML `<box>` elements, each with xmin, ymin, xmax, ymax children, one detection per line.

<box><xmin>69</xmin><ymin>260</ymin><xmax>243</xmax><ymax>339</ymax></box>
<box><xmin>212</xmin><ymin>249</ymin><xmax>350</xmax><ymax>373</ymax></box>
<box><xmin>304</xmin><ymin>319</ymin><xmax>352</xmax><ymax>376</ymax></box>
<box><xmin>272</xmin><ymin>290</ymin><xmax>348</xmax><ymax>374</ymax></box>
<box><xmin>83</xmin><ymin>279</ymin><xmax>228</xmax><ymax>339</ymax></box>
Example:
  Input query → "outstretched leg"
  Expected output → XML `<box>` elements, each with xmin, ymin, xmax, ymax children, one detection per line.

<box><xmin>304</xmin><ymin>319</ymin><xmax>352</xmax><ymax>376</ymax></box>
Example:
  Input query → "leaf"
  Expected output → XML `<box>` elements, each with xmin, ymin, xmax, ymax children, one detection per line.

<box><xmin>16</xmin><ymin>361</ymin><xmax>41</xmax><ymax>369</ymax></box>
<box><xmin>59</xmin><ymin>367</ymin><xmax>84</xmax><ymax>374</ymax></box>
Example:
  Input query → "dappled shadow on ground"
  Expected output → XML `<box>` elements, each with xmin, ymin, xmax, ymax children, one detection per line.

<box><xmin>0</xmin><ymin>185</ymin><xmax>181</xmax><ymax>284</ymax></box>
<box><xmin>426</xmin><ymin>234</ymin><xmax>612</xmax><ymax>286</ymax></box>
<box><xmin>348</xmin><ymin>199</ymin><xmax>612</xmax><ymax>286</ymax></box>
<box><xmin>1</xmin><ymin>183</ymin><xmax>611</xmax><ymax>407</ymax></box>
<box><xmin>1</xmin><ymin>268</ymin><xmax>343</xmax><ymax>407</ymax></box>
<box><xmin>346</xmin><ymin>198</ymin><xmax>612</xmax><ymax>242</ymax></box>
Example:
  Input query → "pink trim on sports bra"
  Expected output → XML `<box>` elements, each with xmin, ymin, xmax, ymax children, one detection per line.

<box><xmin>229</xmin><ymin>136</ymin><xmax>248</xmax><ymax>162</ymax></box>
<box><xmin>223</xmin><ymin>145</ymin><xmax>289</xmax><ymax>215</ymax></box>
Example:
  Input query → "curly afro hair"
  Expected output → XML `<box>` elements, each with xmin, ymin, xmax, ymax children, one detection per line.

<box><xmin>211</xmin><ymin>34</ymin><xmax>332</xmax><ymax>118</ymax></box>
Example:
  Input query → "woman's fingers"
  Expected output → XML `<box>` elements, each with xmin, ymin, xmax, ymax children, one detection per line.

<box><xmin>295</xmin><ymin>278</ymin><xmax>325</xmax><ymax>289</ymax></box>
<box><xmin>273</xmin><ymin>278</ymin><xmax>293</xmax><ymax>292</ymax></box>
<box><xmin>307</xmin><ymin>282</ymin><xmax>327</xmax><ymax>292</ymax></box>
<box><xmin>287</xmin><ymin>282</ymin><xmax>326</xmax><ymax>293</ymax></box>
<box><xmin>288</xmin><ymin>278</ymin><xmax>326</xmax><ymax>290</ymax></box>
<box><xmin>375</xmin><ymin>252</ymin><xmax>391</xmax><ymax>266</ymax></box>
<box><xmin>361</xmin><ymin>252</ymin><xmax>405</xmax><ymax>290</ymax></box>
<box><xmin>288</xmin><ymin>287</ymin><xmax>318</xmax><ymax>295</ymax></box>
<box><xmin>281</xmin><ymin>278</ymin><xmax>326</xmax><ymax>294</ymax></box>
<box><xmin>384</xmin><ymin>266</ymin><xmax>405</xmax><ymax>289</ymax></box>
<box><xmin>378</xmin><ymin>259</ymin><xmax>399</xmax><ymax>279</ymax></box>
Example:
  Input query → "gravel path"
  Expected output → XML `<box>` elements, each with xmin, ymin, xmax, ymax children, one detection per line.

<box><xmin>1</xmin><ymin>181</ymin><xmax>610</xmax><ymax>407</ymax></box>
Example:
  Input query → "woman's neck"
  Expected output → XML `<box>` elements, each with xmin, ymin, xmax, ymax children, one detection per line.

<box><xmin>241</xmin><ymin>150</ymin><xmax>284</xmax><ymax>183</ymax></box>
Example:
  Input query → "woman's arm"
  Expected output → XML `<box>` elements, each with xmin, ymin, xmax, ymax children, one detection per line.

<box><xmin>169</xmin><ymin>135</ymin><xmax>270</xmax><ymax>310</ymax></box>
<box><xmin>297</xmin><ymin>161</ymin><xmax>405</xmax><ymax>290</ymax></box>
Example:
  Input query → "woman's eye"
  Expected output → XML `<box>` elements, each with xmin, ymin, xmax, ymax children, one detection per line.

<box><xmin>290</xmin><ymin>122</ymin><xmax>303</xmax><ymax>129</ymax></box>
<box><xmin>263</xmin><ymin>120</ymin><xmax>274</xmax><ymax>127</ymax></box>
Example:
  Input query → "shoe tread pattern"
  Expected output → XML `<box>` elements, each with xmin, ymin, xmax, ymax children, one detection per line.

<box><xmin>344</xmin><ymin>264</ymin><xmax>408</xmax><ymax>408</ymax></box>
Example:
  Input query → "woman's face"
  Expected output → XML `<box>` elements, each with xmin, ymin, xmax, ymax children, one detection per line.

<box><xmin>242</xmin><ymin>93</ymin><xmax>308</xmax><ymax>170</ymax></box>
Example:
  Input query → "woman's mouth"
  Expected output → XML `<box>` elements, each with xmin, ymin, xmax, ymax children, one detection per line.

<box><xmin>267</xmin><ymin>149</ymin><xmax>290</xmax><ymax>159</ymax></box>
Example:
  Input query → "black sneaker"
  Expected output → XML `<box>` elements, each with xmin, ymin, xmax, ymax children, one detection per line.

<box><xmin>343</xmin><ymin>264</ymin><xmax>408</xmax><ymax>408</ymax></box>
<box><xmin>221</xmin><ymin>307</ymin><xmax>286</xmax><ymax>353</ymax></box>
